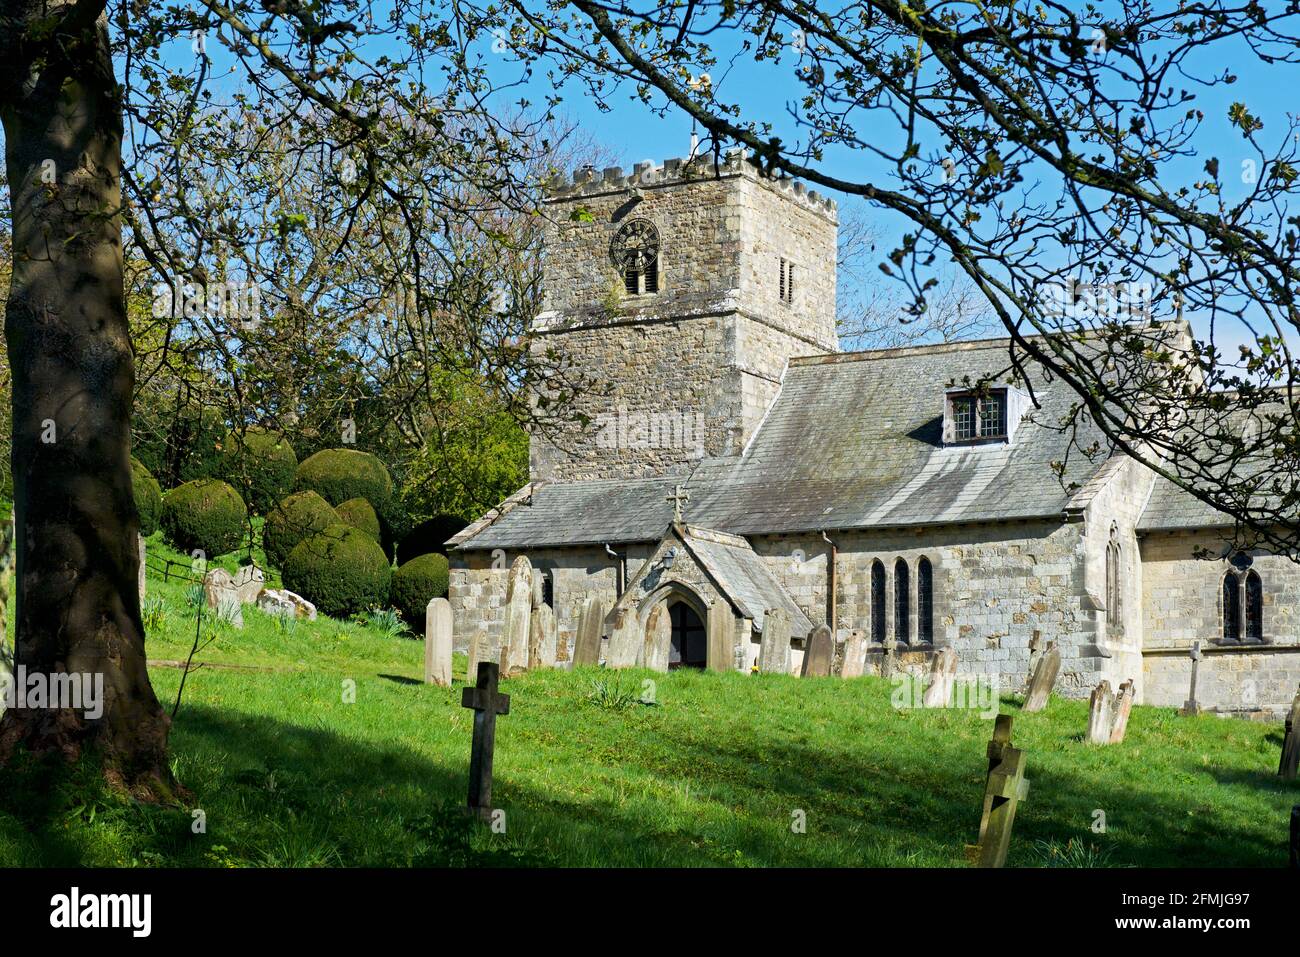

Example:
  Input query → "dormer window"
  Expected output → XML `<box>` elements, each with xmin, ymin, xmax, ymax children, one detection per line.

<box><xmin>945</xmin><ymin>387</ymin><xmax>1013</xmax><ymax>443</ymax></box>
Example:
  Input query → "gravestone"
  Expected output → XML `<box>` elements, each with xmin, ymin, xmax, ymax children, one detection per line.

<box><xmin>879</xmin><ymin>637</ymin><xmax>898</xmax><ymax>678</ymax></box>
<box><xmin>1024</xmin><ymin>630</ymin><xmax>1044</xmax><ymax>694</ymax></box>
<box><xmin>800</xmin><ymin>624</ymin><xmax>833</xmax><ymax>677</ymax></box>
<box><xmin>922</xmin><ymin>647</ymin><xmax>958</xmax><ymax>708</ymax></box>
<box><xmin>757</xmin><ymin>608</ymin><xmax>792</xmax><ymax>675</ymax></box>
<box><xmin>501</xmin><ymin>557</ymin><xmax>533</xmax><ymax>675</ymax></box>
<box><xmin>1087</xmin><ymin>680</ymin><xmax>1116</xmax><ymax>745</ymax></box>
<box><xmin>605</xmin><ymin>607</ymin><xmax>643</xmax><ymax>668</ymax></box>
<box><xmin>1110</xmin><ymin>680</ymin><xmax>1136</xmax><ymax>744</ymax></box>
<box><xmin>1280</xmin><ymin>686</ymin><xmax>1300</xmax><ymax>780</ymax></box>
<box><xmin>466</xmin><ymin>631</ymin><xmax>487</xmax><ymax>683</ymax></box>
<box><xmin>232</xmin><ymin>564</ymin><xmax>265</xmax><ymax>604</ymax></box>
<box><xmin>972</xmin><ymin>714</ymin><xmax>1029</xmax><ymax>868</ymax></box>
<box><xmin>1022</xmin><ymin>642</ymin><xmax>1060</xmax><ymax>712</ymax></box>
<box><xmin>528</xmin><ymin>604</ymin><xmax>559</xmax><ymax>670</ymax></box>
<box><xmin>571</xmin><ymin>596</ymin><xmax>606</xmax><ymax>667</ymax></box>
<box><xmin>461</xmin><ymin>661</ymin><xmax>510</xmax><ymax>820</ymax></box>
<box><xmin>706</xmin><ymin>600</ymin><xmax>735</xmax><ymax>672</ymax></box>
<box><xmin>137</xmin><ymin>534</ymin><xmax>147</xmax><ymax>602</ymax></box>
<box><xmin>841</xmin><ymin>630</ymin><xmax>867</xmax><ymax>678</ymax></box>
<box><xmin>640</xmin><ymin>604</ymin><xmax>672</xmax><ymax>672</ymax></box>
<box><xmin>424</xmin><ymin>597</ymin><xmax>453</xmax><ymax>687</ymax></box>
<box><xmin>257</xmin><ymin>588</ymin><xmax>317</xmax><ymax>620</ymax></box>
<box><xmin>1179</xmin><ymin>640</ymin><xmax>1203</xmax><ymax>716</ymax></box>
<box><xmin>203</xmin><ymin>568</ymin><xmax>243</xmax><ymax>628</ymax></box>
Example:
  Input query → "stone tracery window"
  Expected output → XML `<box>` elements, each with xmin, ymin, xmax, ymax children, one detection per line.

<box><xmin>1105</xmin><ymin>524</ymin><xmax>1122</xmax><ymax>635</ymax></box>
<box><xmin>871</xmin><ymin>559</ymin><xmax>886</xmax><ymax>644</ymax></box>
<box><xmin>1221</xmin><ymin>554</ymin><xmax>1264</xmax><ymax>644</ymax></box>
<box><xmin>917</xmin><ymin>556</ymin><xmax>933</xmax><ymax>645</ymax></box>
<box><xmin>610</xmin><ymin>219</ymin><xmax>660</xmax><ymax>296</ymax></box>
<box><xmin>894</xmin><ymin>559</ymin><xmax>910</xmax><ymax>645</ymax></box>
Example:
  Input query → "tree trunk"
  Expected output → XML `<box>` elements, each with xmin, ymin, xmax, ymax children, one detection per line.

<box><xmin>0</xmin><ymin>7</ymin><xmax>176</xmax><ymax>799</ymax></box>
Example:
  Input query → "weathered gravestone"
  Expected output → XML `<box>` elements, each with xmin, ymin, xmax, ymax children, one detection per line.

<box><xmin>1087</xmin><ymin>680</ymin><xmax>1116</xmax><ymax>745</ymax></box>
<box><xmin>922</xmin><ymin>647</ymin><xmax>958</xmax><ymax>708</ymax></box>
<box><xmin>232</xmin><ymin>564</ymin><xmax>265</xmax><ymax>604</ymax></box>
<box><xmin>800</xmin><ymin>623</ymin><xmax>833</xmax><ymax>677</ymax></box>
<box><xmin>571</xmin><ymin>596</ymin><xmax>606</xmax><ymax>667</ymax></box>
<box><xmin>1023</xmin><ymin>630</ymin><xmax>1044</xmax><ymax>694</ymax></box>
<box><xmin>1022</xmin><ymin>642</ymin><xmax>1061</xmax><ymax>712</ymax></box>
<box><xmin>970</xmin><ymin>714</ymin><xmax>1029</xmax><ymax>868</ymax></box>
<box><xmin>1110</xmin><ymin>680</ymin><xmax>1136</xmax><ymax>744</ymax></box>
<box><xmin>203</xmin><ymin>568</ymin><xmax>243</xmax><ymax>628</ymax></box>
<box><xmin>1179</xmin><ymin>640</ymin><xmax>1203</xmax><ymax>716</ymax></box>
<box><xmin>465</xmin><ymin>631</ymin><xmax>487</xmax><ymax>684</ymax></box>
<box><xmin>605</xmin><ymin>607</ymin><xmax>643</xmax><ymax>669</ymax></box>
<box><xmin>424</xmin><ymin>597</ymin><xmax>453</xmax><ymax>687</ymax></box>
<box><xmin>501</xmin><ymin>557</ymin><xmax>533</xmax><ymax>675</ymax></box>
<box><xmin>462</xmin><ymin>661</ymin><xmax>510</xmax><ymax>820</ymax></box>
<box><xmin>758</xmin><ymin>608</ymin><xmax>792</xmax><ymax>675</ymax></box>
<box><xmin>257</xmin><ymin>588</ymin><xmax>317</xmax><ymax>620</ymax></box>
<box><xmin>1279</xmin><ymin>686</ymin><xmax>1300</xmax><ymax>781</ymax></box>
<box><xmin>878</xmin><ymin>637</ymin><xmax>898</xmax><ymax>678</ymax></box>
<box><xmin>138</xmin><ymin>534</ymin><xmax>147</xmax><ymax>602</ymax></box>
<box><xmin>528</xmin><ymin>604</ymin><xmax>559</xmax><ymax>670</ymax></box>
<box><xmin>639</xmin><ymin>603</ymin><xmax>672</xmax><ymax>672</ymax></box>
<box><xmin>840</xmin><ymin>630</ymin><xmax>867</xmax><ymax>679</ymax></box>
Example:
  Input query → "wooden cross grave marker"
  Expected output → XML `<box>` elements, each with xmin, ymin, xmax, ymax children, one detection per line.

<box><xmin>461</xmin><ymin>660</ymin><xmax>511</xmax><ymax>819</ymax></box>
<box><xmin>966</xmin><ymin>713</ymin><xmax>1030</xmax><ymax>868</ymax></box>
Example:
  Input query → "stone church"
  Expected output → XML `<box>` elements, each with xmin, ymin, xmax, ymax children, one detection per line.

<box><xmin>447</xmin><ymin>150</ymin><xmax>1300</xmax><ymax>716</ymax></box>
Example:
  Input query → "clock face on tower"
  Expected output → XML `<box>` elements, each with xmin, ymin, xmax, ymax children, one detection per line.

<box><xmin>609</xmin><ymin>219</ymin><xmax>660</xmax><ymax>272</ymax></box>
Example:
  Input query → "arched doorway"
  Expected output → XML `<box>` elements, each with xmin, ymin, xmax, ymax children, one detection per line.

<box><xmin>669</xmin><ymin>601</ymin><xmax>707</xmax><ymax>669</ymax></box>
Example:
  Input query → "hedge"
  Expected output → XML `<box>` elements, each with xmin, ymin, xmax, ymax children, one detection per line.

<box><xmin>131</xmin><ymin>457</ymin><xmax>164</xmax><ymax>537</ymax></box>
<box><xmin>161</xmin><ymin>479</ymin><xmax>246</xmax><ymax>557</ymax></box>
<box><xmin>281</xmin><ymin>524</ymin><xmax>393</xmax><ymax>619</ymax></box>
<box><xmin>217</xmin><ymin>428</ymin><xmax>297</xmax><ymax>513</ymax></box>
<box><xmin>390</xmin><ymin>553</ymin><xmax>451</xmax><ymax>626</ymax></box>
<box><xmin>335</xmin><ymin>497</ymin><xmax>381</xmax><ymax>542</ymax></box>
<box><xmin>396</xmin><ymin>514</ymin><xmax>469</xmax><ymax>565</ymax></box>
<box><xmin>262</xmin><ymin>490</ymin><xmax>338</xmax><ymax>570</ymax></box>
<box><xmin>294</xmin><ymin>448</ymin><xmax>393</xmax><ymax>509</ymax></box>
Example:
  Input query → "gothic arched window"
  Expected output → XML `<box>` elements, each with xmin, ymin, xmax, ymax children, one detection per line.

<box><xmin>894</xmin><ymin>559</ymin><xmax>911</xmax><ymax>645</ymax></box>
<box><xmin>1245</xmin><ymin>569</ymin><xmax>1263</xmax><ymax>642</ymax></box>
<box><xmin>1105</xmin><ymin>525</ymin><xmax>1122</xmax><ymax>634</ymax></box>
<box><xmin>917</xmin><ymin>557</ymin><xmax>933</xmax><ymax>645</ymax></box>
<box><xmin>870</xmin><ymin>560</ymin><xmax>886</xmax><ymax>644</ymax></box>
<box><xmin>610</xmin><ymin>219</ymin><xmax>660</xmax><ymax>296</ymax></box>
<box><xmin>1222</xmin><ymin>572</ymin><xmax>1241</xmax><ymax>643</ymax></box>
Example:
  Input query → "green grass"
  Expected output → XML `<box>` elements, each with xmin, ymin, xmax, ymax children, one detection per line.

<box><xmin>0</xmin><ymin>533</ymin><xmax>1296</xmax><ymax>867</ymax></box>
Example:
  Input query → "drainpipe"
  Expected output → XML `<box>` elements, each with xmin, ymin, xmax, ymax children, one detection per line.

<box><xmin>821</xmin><ymin>530</ymin><xmax>838</xmax><ymax>639</ymax></box>
<box><xmin>604</xmin><ymin>543</ymin><xmax>625</xmax><ymax>596</ymax></box>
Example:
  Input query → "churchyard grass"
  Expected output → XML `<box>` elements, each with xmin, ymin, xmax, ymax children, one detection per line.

<box><xmin>0</xmin><ymin>536</ymin><xmax>1295</xmax><ymax>867</ymax></box>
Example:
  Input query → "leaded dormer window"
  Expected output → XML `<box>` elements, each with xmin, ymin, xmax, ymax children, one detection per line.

<box><xmin>947</xmin><ymin>388</ymin><xmax>1008</xmax><ymax>442</ymax></box>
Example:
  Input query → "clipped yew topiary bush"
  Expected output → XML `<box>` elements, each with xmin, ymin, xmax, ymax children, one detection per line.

<box><xmin>262</xmin><ymin>490</ymin><xmax>338</xmax><ymax>570</ymax></box>
<box><xmin>281</xmin><ymin>524</ymin><xmax>393</xmax><ymax>619</ymax></box>
<box><xmin>294</xmin><ymin>448</ymin><xmax>392</xmax><ymax>509</ymax></box>
<box><xmin>395</xmin><ymin>514</ymin><xmax>469</xmax><ymax>565</ymax></box>
<box><xmin>131</xmin><ymin>456</ymin><xmax>164</xmax><ymax>537</ymax></box>
<box><xmin>335</xmin><ymin>497</ymin><xmax>381</xmax><ymax>542</ymax></box>
<box><xmin>390</xmin><ymin>553</ymin><xmax>451</xmax><ymax>626</ymax></box>
<box><xmin>217</xmin><ymin>428</ymin><xmax>297</xmax><ymax>513</ymax></box>
<box><xmin>161</xmin><ymin>479</ymin><xmax>246</xmax><ymax>556</ymax></box>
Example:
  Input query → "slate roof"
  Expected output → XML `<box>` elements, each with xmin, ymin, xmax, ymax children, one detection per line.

<box><xmin>456</xmin><ymin>335</ymin><xmax>1119</xmax><ymax>550</ymax></box>
<box><xmin>1138</xmin><ymin>477</ymin><xmax>1235</xmax><ymax>531</ymax></box>
<box><xmin>680</xmin><ymin>526</ymin><xmax>815</xmax><ymax>637</ymax></box>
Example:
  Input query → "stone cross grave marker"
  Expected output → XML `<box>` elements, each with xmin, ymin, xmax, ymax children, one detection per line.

<box><xmin>572</xmin><ymin>596</ymin><xmax>606</xmax><ymax>667</ymax></box>
<box><xmin>1279</xmin><ymin>685</ymin><xmax>1300</xmax><ymax>780</ymax></box>
<box><xmin>971</xmin><ymin>714</ymin><xmax>1029</xmax><ymax>868</ymax></box>
<box><xmin>606</xmin><ymin>607</ymin><xmax>643</xmax><ymax>669</ymax></box>
<box><xmin>879</xmin><ymin>637</ymin><xmax>898</xmax><ymax>678</ymax></box>
<box><xmin>922</xmin><ymin>647</ymin><xmax>958</xmax><ymax>708</ymax></box>
<box><xmin>758</xmin><ymin>608</ymin><xmax>792</xmax><ymax>675</ymax></box>
<box><xmin>424</xmin><ymin>598</ymin><xmax>453</xmax><ymax>687</ymax></box>
<box><xmin>1179</xmin><ymin>640</ymin><xmax>1203</xmax><ymax>716</ymax></box>
<box><xmin>462</xmin><ymin>661</ymin><xmax>511</xmax><ymax>819</ymax></box>
<box><xmin>1024</xmin><ymin>630</ymin><xmax>1043</xmax><ymax>694</ymax></box>
<box><xmin>1087</xmin><ymin>680</ymin><xmax>1116</xmax><ymax>745</ymax></box>
<box><xmin>1022</xmin><ymin>642</ymin><xmax>1060</xmax><ymax>712</ymax></box>
<box><xmin>840</xmin><ymin>630</ymin><xmax>867</xmax><ymax>679</ymax></box>
<box><xmin>502</xmin><ymin>557</ymin><xmax>533</xmax><ymax>676</ymax></box>
<box><xmin>800</xmin><ymin>623</ymin><xmax>833</xmax><ymax>677</ymax></box>
<box><xmin>1110</xmin><ymin>680</ymin><xmax>1135</xmax><ymax>744</ymax></box>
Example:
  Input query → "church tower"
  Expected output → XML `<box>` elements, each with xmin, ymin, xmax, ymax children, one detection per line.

<box><xmin>530</xmin><ymin>150</ymin><xmax>839</xmax><ymax>482</ymax></box>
